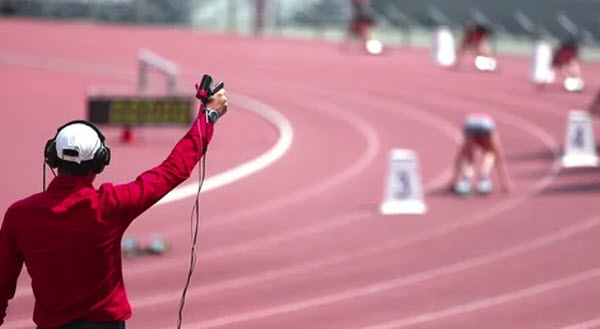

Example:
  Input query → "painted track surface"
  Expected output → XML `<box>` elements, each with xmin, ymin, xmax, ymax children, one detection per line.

<box><xmin>2</xmin><ymin>18</ymin><xmax>600</xmax><ymax>329</ymax></box>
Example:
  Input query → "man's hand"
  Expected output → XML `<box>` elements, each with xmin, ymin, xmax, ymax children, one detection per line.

<box><xmin>207</xmin><ymin>89</ymin><xmax>228</xmax><ymax>118</ymax></box>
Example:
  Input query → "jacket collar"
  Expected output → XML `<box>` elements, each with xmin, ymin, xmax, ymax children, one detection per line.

<box><xmin>47</xmin><ymin>174</ymin><xmax>96</xmax><ymax>190</ymax></box>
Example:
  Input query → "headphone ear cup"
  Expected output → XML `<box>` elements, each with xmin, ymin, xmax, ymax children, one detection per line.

<box><xmin>91</xmin><ymin>146</ymin><xmax>110</xmax><ymax>174</ymax></box>
<box><xmin>103</xmin><ymin>145</ymin><xmax>111</xmax><ymax>166</ymax></box>
<box><xmin>44</xmin><ymin>139</ymin><xmax>59</xmax><ymax>168</ymax></box>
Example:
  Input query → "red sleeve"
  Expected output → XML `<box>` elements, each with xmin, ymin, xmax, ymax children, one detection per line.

<box><xmin>99</xmin><ymin>113</ymin><xmax>214</xmax><ymax>227</ymax></box>
<box><xmin>0</xmin><ymin>209</ymin><xmax>24</xmax><ymax>326</ymax></box>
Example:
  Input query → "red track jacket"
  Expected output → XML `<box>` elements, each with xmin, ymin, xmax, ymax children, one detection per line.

<box><xmin>0</xmin><ymin>115</ymin><xmax>213</xmax><ymax>327</ymax></box>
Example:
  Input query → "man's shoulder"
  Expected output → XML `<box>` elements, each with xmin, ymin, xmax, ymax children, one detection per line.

<box><xmin>2</xmin><ymin>194</ymin><xmax>42</xmax><ymax>227</ymax></box>
<box><xmin>5</xmin><ymin>192</ymin><xmax>47</xmax><ymax>214</ymax></box>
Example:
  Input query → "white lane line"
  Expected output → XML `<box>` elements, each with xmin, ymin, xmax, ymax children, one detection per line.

<box><xmin>111</xmin><ymin>96</ymin><xmax>463</xmax><ymax>309</ymax></box>
<box><xmin>0</xmin><ymin>52</ymin><xmax>294</xmax><ymax>207</ymax></box>
<box><xmin>7</xmin><ymin>202</ymin><xmax>598</xmax><ymax>329</ymax></box>
<box><xmin>159</xmin><ymin>87</ymin><xmax>563</xmax><ymax>328</ymax></box>
<box><xmin>129</xmin><ymin>90</ymin><xmax>560</xmax><ymax>327</ymax></box>
<box><xmin>0</xmin><ymin>51</ymin><xmax>568</xmax><ymax>328</ymax></box>
<box><xmin>178</xmin><ymin>213</ymin><xmax>600</xmax><ymax>329</ymax></box>
<box><xmin>6</xmin><ymin>54</ymin><xmax>381</xmax><ymax>302</ymax></box>
<box><xmin>117</xmin><ymin>90</ymin><xmax>461</xmax><ymax>273</ymax></box>
<box><xmin>0</xmin><ymin>53</ymin><xmax>291</xmax><ymax>294</ymax></box>
<box><xmin>121</xmin><ymin>167</ymin><xmax>457</xmax><ymax>309</ymax></box>
<box><xmin>102</xmin><ymin>97</ymin><xmax>384</xmax><ymax>270</ymax></box>
<box><xmin>5</xmin><ymin>78</ymin><xmax>457</xmax><ymax>315</ymax></box>
<box><xmin>560</xmin><ymin>318</ymin><xmax>600</xmax><ymax>329</ymax></box>
<box><xmin>154</xmin><ymin>94</ymin><xmax>382</xmax><ymax>236</ymax></box>
<box><xmin>361</xmin><ymin>267</ymin><xmax>600</xmax><ymax>329</ymax></box>
<box><xmin>156</xmin><ymin>92</ymin><xmax>294</xmax><ymax>204</ymax></box>
<box><xmin>8</xmin><ymin>73</ymin><xmax>558</xmax><ymax>324</ymax></box>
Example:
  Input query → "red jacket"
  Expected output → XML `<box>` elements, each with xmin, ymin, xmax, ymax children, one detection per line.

<box><xmin>0</xmin><ymin>115</ymin><xmax>213</xmax><ymax>328</ymax></box>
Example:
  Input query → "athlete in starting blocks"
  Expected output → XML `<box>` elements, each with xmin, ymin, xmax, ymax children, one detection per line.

<box><xmin>552</xmin><ymin>37</ymin><xmax>585</xmax><ymax>92</ymax></box>
<box><xmin>455</xmin><ymin>21</ymin><xmax>497</xmax><ymax>71</ymax></box>
<box><xmin>449</xmin><ymin>114</ymin><xmax>514</xmax><ymax>195</ymax></box>
<box><xmin>346</xmin><ymin>0</ymin><xmax>382</xmax><ymax>55</ymax></box>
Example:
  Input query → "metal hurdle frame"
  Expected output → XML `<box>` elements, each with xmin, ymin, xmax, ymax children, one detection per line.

<box><xmin>138</xmin><ymin>48</ymin><xmax>180</xmax><ymax>96</ymax></box>
<box><xmin>118</xmin><ymin>49</ymin><xmax>181</xmax><ymax>143</ymax></box>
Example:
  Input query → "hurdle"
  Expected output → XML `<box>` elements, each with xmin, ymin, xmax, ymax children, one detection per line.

<box><xmin>87</xmin><ymin>50</ymin><xmax>193</xmax><ymax>144</ymax></box>
<box><xmin>120</xmin><ymin>49</ymin><xmax>181</xmax><ymax>143</ymax></box>
<box><xmin>138</xmin><ymin>48</ymin><xmax>179</xmax><ymax>96</ymax></box>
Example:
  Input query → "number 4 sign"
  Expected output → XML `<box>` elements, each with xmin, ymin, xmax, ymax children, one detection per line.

<box><xmin>562</xmin><ymin>110</ymin><xmax>598</xmax><ymax>168</ymax></box>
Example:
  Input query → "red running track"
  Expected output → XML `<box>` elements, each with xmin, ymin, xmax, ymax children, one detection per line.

<box><xmin>1</xmin><ymin>18</ymin><xmax>600</xmax><ymax>329</ymax></box>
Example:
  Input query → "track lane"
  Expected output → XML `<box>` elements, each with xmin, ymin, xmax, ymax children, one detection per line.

<box><xmin>2</xmin><ymin>19</ymin><xmax>600</xmax><ymax>329</ymax></box>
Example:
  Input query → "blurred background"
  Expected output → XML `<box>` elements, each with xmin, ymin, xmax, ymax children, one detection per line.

<box><xmin>2</xmin><ymin>0</ymin><xmax>600</xmax><ymax>60</ymax></box>
<box><xmin>3</xmin><ymin>1</ymin><xmax>600</xmax><ymax>328</ymax></box>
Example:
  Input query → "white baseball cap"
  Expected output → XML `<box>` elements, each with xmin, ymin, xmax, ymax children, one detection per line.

<box><xmin>55</xmin><ymin>123</ymin><xmax>102</xmax><ymax>164</ymax></box>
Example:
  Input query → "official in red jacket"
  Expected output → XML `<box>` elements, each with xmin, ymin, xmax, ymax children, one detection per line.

<box><xmin>552</xmin><ymin>37</ymin><xmax>585</xmax><ymax>91</ymax></box>
<box><xmin>0</xmin><ymin>87</ymin><xmax>228</xmax><ymax>329</ymax></box>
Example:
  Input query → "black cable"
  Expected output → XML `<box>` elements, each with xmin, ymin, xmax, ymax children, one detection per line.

<box><xmin>42</xmin><ymin>162</ymin><xmax>57</xmax><ymax>192</ymax></box>
<box><xmin>177</xmin><ymin>118</ymin><xmax>208</xmax><ymax>329</ymax></box>
<box><xmin>43</xmin><ymin>161</ymin><xmax>47</xmax><ymax>192</ymax></box>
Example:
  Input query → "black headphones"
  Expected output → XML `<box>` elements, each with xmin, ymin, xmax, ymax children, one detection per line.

<box><xmin>44</xmin><ymin>120</ymin><xmax>111</xmax><ymax>174</ymax></box>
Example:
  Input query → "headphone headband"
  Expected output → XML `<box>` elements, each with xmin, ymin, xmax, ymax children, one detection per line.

<box><xmin>44</xmin><ymin>119</ymin><xmax>111</xmax><ymax>173</ymax></box>
<box><xmin>55</xmin><ymin>120</ymin><xmax>106</xmax><ymax>142</ymax></box>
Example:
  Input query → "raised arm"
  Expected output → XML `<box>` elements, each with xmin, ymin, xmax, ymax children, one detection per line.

<box><xmin>100</xmin><ymin>89</ymin><xmax>228</xmax><ymax>225</ymax></box>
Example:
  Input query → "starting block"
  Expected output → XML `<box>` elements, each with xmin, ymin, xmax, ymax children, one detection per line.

<box><xmin>475</xmin><ymin>55</ymin><xmax>497</xmax><ymax>72</ymax></box>
<box><xmin>122</xmin><ymin>237</ymin><xmax>140</xmax><ymax>258</ymax></box>
<box><xmin>562</xmin><ymin>110</ymin><xmax>598</xmax><ymax>167</ymax></box>
<box><xmin>380</xmin><ymin>149</ymin><xmax>427</xmax><ymax>215</ymax></box>
<box><xmin>564</xmin><ymin>77</ymin><xmax>585</xmax><ymax>93</ymax></box>
<box><xmin>432</xmin><ymin>26</ymin><xmax>456</xmax><ymax>67</ymax></box>
<box><xmin>122</xmin><ymin>236</ymin><xmax>170</xmax><ymax>258</ymax></box>
<box><xmin>147</xmin><ymin>236</ymin><xmax>170</xmax><ymax>255</ymax></box>
<box><xmin>531</xmin><ymin>41</ymin><xmax>555</xmax><ymax>84</ymax></box>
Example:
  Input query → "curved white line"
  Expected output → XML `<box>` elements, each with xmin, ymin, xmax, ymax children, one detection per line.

<box><xmin>5</xmin><ymin>74</ymin><xmax>460</xmax><ymax>316</ymax></box>
<box><xmin>153</xmin><ymin>96</ymin><xmax>382</xmax><ymax>235</ymax></box>
<box><xmin>182</xmin><ymin>213</ymin><xmax>600</xmax><ymax>329</ymax></box>
<box><xmin>94</xmin><ymin>88</ymin><xmax>560</xmax><ymax>327</ymax></box>
<box><xmin>361</xmin><ymin>267</ymin><xmax>600</xmax><ymax>329</ymax></box>
<box><xmin>61</xmin><ymin>98</ymin><xmax>461</xmax><ymax>313</ymax></box>
<box><xmin>156</xmin><ymin>92</ymin><xmax>294</xmax><ymax>204</ymax></box>
<box><xmin>8</xmin><ymin>85</ymin><xmax>383</xmax><ymax>306</ymax></box>
<box><xmin>0</xmin><ymin>52</ymin><xmax>293</xmax><ymax>201</ymax></box>
<box><xmin>1</xmin><ymin>52</ymin><xmax>293</xmax><ymax>297</ymax></box>
<box><xmin>560</xmin><ymin>317</ymin><xmax>600</xmax><ymax>329</ymax></box>
<box><xmin>0</xmin><ymin>51</ymin><xmax>574</xmax><ymax>329</ymax></box>
<box><xmin>6</xmin><ymin>74</ymin><xmax>559</xmax><ymax>327</ymax></box>
<box><xmin>159</xmin><ymin>89</ymin><xmax>563</xmax><ymax>329</ymax></box>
